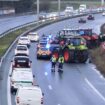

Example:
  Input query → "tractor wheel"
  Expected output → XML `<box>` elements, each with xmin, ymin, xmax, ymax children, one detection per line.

<box><xmin>63</xmin><ymin>48</ymin><xmax>74</xmax><ymax>63</ymax></box>
<box><xmin>77</xmin><ymin>50</ymin><xmax>88</xmax><ymax>63</ymax></box>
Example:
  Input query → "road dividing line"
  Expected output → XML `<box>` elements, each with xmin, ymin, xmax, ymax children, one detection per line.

<box><xmin>48</xmin><ymin>85</ymin><xmax>52</xmax><ymax>90</ymax></box>
<box><xmin>85</xmin><ymin>78</ymin><xmax>105</xmax><ymax>102</ymax></box>
<box><xmin>44</xmin><ymin>72</ymin><xmax>48</xmax><ymax>76</ymax></box>
<box><xmin>7</xmin><ymin>64</ymin><xmax>12</xmax><ymax>105</ymax></box>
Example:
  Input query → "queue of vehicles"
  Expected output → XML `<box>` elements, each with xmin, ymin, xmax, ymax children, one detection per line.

<box><xmin>10</xmin><ymin>32</ymin><xmax>44</xmax><ymax>105</ymax></box>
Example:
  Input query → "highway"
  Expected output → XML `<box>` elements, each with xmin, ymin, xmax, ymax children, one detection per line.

<box><xmin>0</xmin><ymin>14</ymin><xmax>36</xmax><ymax>34</ymax></box>
<box><xmin>1</xmin><ymin>14</ymin><xmax>105</xmax><ymax>105</ymax></box>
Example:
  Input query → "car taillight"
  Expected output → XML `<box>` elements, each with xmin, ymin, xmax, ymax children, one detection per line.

<box><xmin>41</xmin><ymin>97</ymin><xmax>43</xmax><ymax>104</ymax></box>
<box><xmin>17</xmin><ymin>97</ymin><xmax>20</xmax><ymax>103</ymax></box>
<box><xmin>28</xmin><ymin>62</ymin><xmax>31</xmax><ymax>67</ymax></box>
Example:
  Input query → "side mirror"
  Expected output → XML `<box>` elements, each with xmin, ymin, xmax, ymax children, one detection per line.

<box><xmin>33</xmin><ymin>75</ymin><xmax>35</xmax><ymax>78</ymax></box>
<box><xmin>42</xmin><ymin>93</ymin><xmax>44</xmax><ymax>96</ymax></box>
<box><xmin>9</xmin><ymin>74</ymin><xmax>12</xmax><ymax>77</ymax></box>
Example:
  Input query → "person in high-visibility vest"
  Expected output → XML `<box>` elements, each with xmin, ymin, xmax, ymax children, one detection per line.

<box><xmin>58</xmin><ymin>55</ymin><xmax>64</xmax><ymax>72</ymax></box>
<box><xmin>50</xmin><ymin>55</ymin><xmax>57</xmax><ymax>72</ymax></box>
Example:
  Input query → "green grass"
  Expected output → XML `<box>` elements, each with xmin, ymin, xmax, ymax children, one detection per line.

<box><xmin>0</xmin><ymin>24</ymin><xmax>36</xmax><ymax>57</ymax></box>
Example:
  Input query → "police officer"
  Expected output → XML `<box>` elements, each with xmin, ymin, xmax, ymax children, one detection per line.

<box><xmin>51</xmin><ymin>55</ymin><xmax>57</xmax><ymax>72</ymax></box>
<box><xmin>58</xmin><ymin>55</ymin><xmax>64</xmax><ymax>72</ymax></box>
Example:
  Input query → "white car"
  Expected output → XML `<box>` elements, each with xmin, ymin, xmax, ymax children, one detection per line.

<box><xmin>102</xmin><ymin>11</ymin><xmax>105</xmax><ymax>16</ymax></box>
<box><xmin>15</xmin><ymin>45</ymin><xmax>29</xmax><ymax>56</ymax></box>
<box><xmin>28</xmin><ymin>32</ymin><xmax>39</xmax><ymax>42</ymax></box>
<box><xmin>15</xmin><ymin>86</ymin><xmax>44</xmax><ymax>105</ymax></box>
<box><xmin>47</xmin><ymin>12</ymin><xmax>58</xmax><ymax>20</ymax></box>
<box><xmin>10</xmin><ymin>70</ymin><xmax>34</xmax><ymax>94</ymax></box>
<box><xmin>18</xmin><ymin>36</ymin><xmax>30</xmax><ymax>47</ymax></box>
<box><xmin>64</xmin><ymin>6</ymin><xmax>74</xmax><ymax>16</ymax></box>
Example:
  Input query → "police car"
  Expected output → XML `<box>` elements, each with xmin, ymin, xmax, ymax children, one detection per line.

<box><xmin>37</xmin><ymin>47</ymin><xmax>51</xmax><ymax>59</ymax></box>
<box><xmin>15</xmin><ymin>45</ymin><xmax>29</xmax><ymax>56</ymax></box>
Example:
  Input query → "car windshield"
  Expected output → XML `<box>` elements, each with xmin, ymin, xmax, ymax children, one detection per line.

<box><xmin>39</xmin><ymin>42</ymin><xmax>47</xmax><ymax>45</ymax></box>
<box><xmin>17</xmin><ymin>46</ymin><xmax>27</xmax><ymax>50</ymax></box>
<box><xmin>20</xmin><ymin>38</ymin><xmax>28</xmax><ymax>40</ymax></box>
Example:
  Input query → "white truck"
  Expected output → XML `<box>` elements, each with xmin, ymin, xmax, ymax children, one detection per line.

<box><xmin>64</xmin><ymin>6</ymin><xmax>74</xmax><ymax>16</ymax></box>
<box><xmin>79</xmin><ymin>4</ymin><xmax>87</xmax><ymax>13</ymax></box>
<box><xmin>10</xmin><ymin>69</ymin><xmax>35</xmax><ymax>94</ymax></box>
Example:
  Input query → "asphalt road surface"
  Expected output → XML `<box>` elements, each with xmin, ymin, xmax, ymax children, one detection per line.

<box><xmin>1</xmin><ymin>13</ymin><xmax>105</xmax><ymax>105</ymax></box>
<box><xmin>0</xmin><ymin>14</ymin><xmax>36</xmax><ymax>34</ymax></box>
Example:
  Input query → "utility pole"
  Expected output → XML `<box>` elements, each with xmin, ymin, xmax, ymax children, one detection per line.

<box><xmin>37</xmin><ymin>0</ymin><xmax>39</xmax><ymax>20</ymax></box>
<box><xmin>101</xmin><ymin>0</ymin><xmax>104</xmax><ymax>6</ymax></box>
<box><xmin>58</xmin><ymin>0</ymin><xmax>61</xmax><ymax>17</ymax></box>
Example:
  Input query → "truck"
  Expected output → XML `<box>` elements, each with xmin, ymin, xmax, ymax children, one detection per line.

<box><xmin>79</xmin><ymin>4</ymin><xmax>87</xmax><ymax>13</ymax></box>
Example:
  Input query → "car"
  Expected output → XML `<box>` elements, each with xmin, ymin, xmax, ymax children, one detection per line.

<box><xmin>37</xmin><ymin>47</ymin><xmax>51</xmax><ymax>59</ymax></box>
<box><xmin>15</xmin><ymin>45</ymin><xmax>29</xmax><ymax>56</ymax></box>
<box><xmin>18</xmin><ymin>36</ymin><xmax>30</xmax><ymax>47</ymax></box>
<box><xmin>11</xmin><ymin>56</ymin><xmax>32</xmax><ymax>69</ymax></box>
<box><xmin>39</xmin><ymin>13</ymin><xmax>47</xmax><ymax>21</ymax></box>
<box><xmin>10</xmin><ymin>70</ymin><xmax>34</xmax><ymax>94</ymax></box>
<box><xmin>87</xmin><ymin>14</ymin><xmax>94</xmax><ymax>20</ymax></box>
<box><xmin>46</xmin><ymin>12</ymin><xmax>58</xmax><ymax>20</ymax></box>
<box><xmin>78</xmin><ymin>18</ymin><xmax>86</xmax><ymax>23</ymax></box>
<box><xmin>102</xmin><ymin>11</ymin><xmax>105</xmax><ymax>16</ymax></box>
<box><xmin>15</xmin><ymin>86</ymin><xmax>44</xmax><ymax>105</ymax></box>
<box><xmin>28</xmin><ymin>32</ymin><xmax>39</xmax><ymax>42</ymax></box>
<box><xmin>37</xmin><ymin>40</ymin><xmax>48</xmax><ymax>49</ymax></box>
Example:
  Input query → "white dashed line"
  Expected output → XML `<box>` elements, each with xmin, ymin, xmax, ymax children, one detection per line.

<box><xmin>85</xmin><ymin>78</ymin><xmax>105</xmax><ymax>102</ymax></box>
<box><xmin>44</xmin><ymin>72</ymin><xmax>48</xmax><ymax>76</ymax></box>
<box><xmin>48</xmin><ymin>85</ymin><xmax>52</xmax><ymax>90</ymax></box>
<box><xmin>57</xmin><ymin>104</ymin><xmax>61</xmax><ymax>105</ymax></box>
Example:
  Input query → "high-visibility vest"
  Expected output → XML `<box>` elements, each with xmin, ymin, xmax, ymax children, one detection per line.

<box><xmin>58</xmin><ymin>57</ymin><xmax>64</xmax><ymax>63</ymax></box>
<box><xmin>51</xmin><ymin>57</ymin><xmax>56</xmax><ymax>62</ymax></box>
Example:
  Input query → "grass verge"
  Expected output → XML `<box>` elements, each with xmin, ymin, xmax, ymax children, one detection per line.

<box><xmin>90</xmin><ymin>47</ymin><xmax>105</xmax><ymax>77</ymax></box>
<box><xmin>0</xmin><ymin>23</ymin><xmax>38</xmax><ymax>57</ymax></box>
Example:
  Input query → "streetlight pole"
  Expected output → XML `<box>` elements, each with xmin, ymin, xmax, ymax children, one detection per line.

<box><xmin>101</xmin><ymin>0</ymin><xmax>104</xmax><ymax>6</ymax></box>
<box><xmin>58</xmin><ymin>0</ymin><xmax>61</xmax><ymax>17</ymax></box>
<box><xmin>37</xmin><ymin>0</ymin><xmax>39</xmax><ymax>20</ymax></box>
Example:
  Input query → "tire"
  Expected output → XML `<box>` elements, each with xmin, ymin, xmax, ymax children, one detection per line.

<box><xmin>63</xmin><ymin>48</ymin><xmax>74</xmax><ymax>63</ymax></box>
<box><xmin>77</xmin><ymin>50</ymin><xmax>88</xmax><ymax>63</ymax></box>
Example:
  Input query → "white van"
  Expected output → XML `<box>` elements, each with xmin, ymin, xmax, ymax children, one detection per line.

<box><xmin>15</xmin><ymin>86</ymin><xmax>44</xmax><ymax>105</ymax></box>
<box><xmin>10</xmin><ymin>70</ymin><xmax>34</xmax><ymax>94</ymax></box>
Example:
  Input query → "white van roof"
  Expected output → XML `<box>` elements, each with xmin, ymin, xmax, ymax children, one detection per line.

<box><xmin>11</xmin><ymin>70</ymin><xmax>33</xmax><ymax>82</ymax></box>
<box><xmin>13</xmin><ymin>68</ymin><xmax>32</xmax><ymax>71</ymax></box>
<box><xmin>17</xmin><ymin>86</ymin><xmax>42</xmax><ymax>105</ymax></box>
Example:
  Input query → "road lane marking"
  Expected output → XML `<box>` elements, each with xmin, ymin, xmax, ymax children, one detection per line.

<box><xmin>44</xmin><ymin>72</ymin><xmax>48</xmax><ymax>76</ymax></box>
<box><xmin>85</xmin><ymin>78</ymin><xmax>105</xmax><ymax>102</ymax></box>
<box><xmin>7</xmin><ymin>64</ymin><xmax>12</xmax><ymax>105</ymax></box>
<box><xmin>48</xmin><ymin>85</ymin><xmax>52</xmax><ymax>90</ymax></box>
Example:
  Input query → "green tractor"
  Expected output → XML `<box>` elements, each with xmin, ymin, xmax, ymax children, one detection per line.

<box><xmin>62</xmin><ymin>36</ymin><xmax>89</xmax><ymax>63</ymax></box>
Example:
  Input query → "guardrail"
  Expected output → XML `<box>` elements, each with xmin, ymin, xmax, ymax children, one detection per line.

<box><xmin>0</xmin><ymin>10</ymin><xmax>102</xmax><ymax>80</ymax></box>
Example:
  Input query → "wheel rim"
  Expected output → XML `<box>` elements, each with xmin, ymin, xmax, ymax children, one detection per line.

<box><xmin>64</xmin><ymin>50</ymin><xmax>69</xmax><ymax>62</ymax></box>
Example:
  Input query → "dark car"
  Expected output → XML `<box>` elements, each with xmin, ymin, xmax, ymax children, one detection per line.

<box><xmin>39</xmin><ymin>13</ymin><xmax>47</xmax><ymax>20</ymax></box>
<box><xmin>11</xmin><ymin>56</ymin><xmax>32</xmax><ymax>69</ymax></box>
<box><xmin>87</xmin><ymin>14</ymin><xmax>94</xmax><ymax>20</ymax></box>
<box><xmin>78</xmin><ymin>18</ymin><xmax>86</xmax><ymax>23</ymax></box>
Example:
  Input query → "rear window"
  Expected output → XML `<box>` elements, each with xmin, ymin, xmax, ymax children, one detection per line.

<box><xmin>14</xmin><ymin>57</ymin><xmax>29</xmax><ymax>63</ymax></box>
<box><xmin>17</xmin><ymin>46</ymin><xmax>27</xmax><ymax>50</ymax></box>
<box><xmin>40</xmin><ymin>47</ymin><xmax>47</xmax><ymax>51</ymax></box>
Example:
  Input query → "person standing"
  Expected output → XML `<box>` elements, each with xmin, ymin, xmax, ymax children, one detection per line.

<box><xmin>58</xmin><ymin>55</ymin><xmax>64</xmax><ymax>72</ymax></box>
<box><xmin>51</xmin><ymin>55</ymin><xmax>57</xmax><ymax>72</ymax></box>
